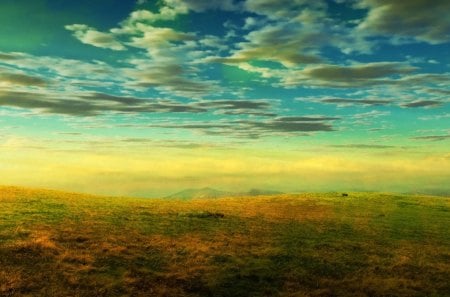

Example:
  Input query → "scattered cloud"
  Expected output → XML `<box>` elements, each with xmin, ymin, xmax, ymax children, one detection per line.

<box><xmin>124</xmin><ymin>59</ymin><xmax>215</xmax><ymax>97</ymax></box>
<box><xmin>320</xmin><ymin>98</ymin><xmax>392</xmax><ymax>106</ymax></box>
<box><xmin>306</xmin><ymin>63</ymin><xmax>415</xmax><ymax>80</ymax></box>
<box><xmin>330</xmin><ymin>144</ymin><xmax>396</xmax><ymax>149</ymax></box>
<box><xmin>0</xmin><ymin>71</ymin><xmax>47</xmax><ymax>87</ymax></box>
<box><xmin>65</xmin><ymin>24</ymin><xmax>125</xmax><ymax>51</ymax></box>
<box><xmin>209</xmin><ymin>22</ymin><xmax>324</xmax><ymax>67</ymax></box>
<box><xmin>353</xmin><ymin>110</ymin><xmax>390</xmax><ymax>119</ymax></box>
<box><xmin>255</xmin><ymin>116</ymin><xmax>336</xmax><ymax>133</ymax></box>
<box><xmin>401</xmin><ymin>100</ymin><xmax>443</xmax><ymax>108</ymax></box>
<box><xmin>0</xmin><ymin>90</ymin><xmax>204</xmax><ymax>116</ymax></box>
<box><xmin>0</xmin><ymin>53</ymin><xmax>18</xmax><ymax>60</ymax></box>
<box><xmin>0</xmin><ymin>52</ymin><xmax>117</xmax><ymax>83</ymax></box>
<box><xmin>244</xmin><ymin>0</ymin><xmax>327</xmax><ymax>20</ymax></box>
<box><xmin>164</xmin><ymin>0</ymin><xmax>241</xmax><ymax>12</ymax></box>
<box><xmin>274</xmin><ymin>116</ymin><xmax>340</xmax><ymax>122</ymax></box>
<box><xmin>419</xmin><ymin>113</ymin><xmax>450</xmax><ymax>121</ymax></box>
<box><xmin>283</xmin><ymin>62</ymin><xmax>417</xmax><ymax>87</ymax></box>
<box><xmin>357</xmin><ymin>0</ymin><xmax>450</xmax><ymax>43</ymax></box>
<box><xmin>411</xmin><ymin>135</ymin><xmax>450</xmax><ymax>141</ymax></box>
<box><xmin>150</xmin><ymin>115</ymin><xmax>338</xmax><ymax>139</ymax></box>
<box><xmin>0</xmin><ymin>89</ymin><xmax>278</xmax><ymax>118</ymax></box>
<box><xmin>196</xmin><ymin>99</ymin><xmax>271</xmax><ymax>110</ymax></box>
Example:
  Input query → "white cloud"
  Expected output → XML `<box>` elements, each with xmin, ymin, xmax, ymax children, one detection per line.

<box><xmin>65</xmin><ymin>24</ymin><xmax>125</xmax><ymax>51</ymax></box>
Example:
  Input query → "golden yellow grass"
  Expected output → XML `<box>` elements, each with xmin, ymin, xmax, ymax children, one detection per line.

<box><xmin>0</xmin><ymin>186</ymin><xmax>449</xmax><ymax>296</ymax></box>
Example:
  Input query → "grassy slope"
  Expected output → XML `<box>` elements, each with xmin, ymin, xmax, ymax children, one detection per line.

<box><xmin>0</xmin><ymin>186</ymin><xmax>449</xmax><ymax>297</ymax></box>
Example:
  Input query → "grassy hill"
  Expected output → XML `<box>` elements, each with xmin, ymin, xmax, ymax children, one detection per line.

<box><xmin>0</xmin><ymin>186</ymin><xmax>449</xmax><ymax>297</ymax></box>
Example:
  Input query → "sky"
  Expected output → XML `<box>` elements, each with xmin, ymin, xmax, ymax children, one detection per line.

<box><xmin>0</xmin><ymin>0</ymin><xmax>449</xmax><ymax>197</ymax></box>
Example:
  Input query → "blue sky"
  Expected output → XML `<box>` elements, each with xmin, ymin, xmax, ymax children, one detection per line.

<box><xmin>0</xmin><ymin>0</ymin><xmax>449</xmax><ymax>196</ymax></box>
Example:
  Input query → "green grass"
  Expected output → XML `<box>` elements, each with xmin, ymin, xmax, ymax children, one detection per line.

<box><xmin>0</xmin><ymin>186</ymin><xmax>449</xmax><ymax>296</ymax></box>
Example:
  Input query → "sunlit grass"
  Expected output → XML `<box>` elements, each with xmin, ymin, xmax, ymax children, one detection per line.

<box><xmin>0</xmin><ymin>186</ymin><xmax>449</xmax><ymax>296</ymax></box>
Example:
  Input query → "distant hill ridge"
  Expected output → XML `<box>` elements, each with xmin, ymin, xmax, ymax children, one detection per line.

<box><xmin>165</xmin><ymin>187</ymin><xmax>283</xmax><ymax>199</ymax></box>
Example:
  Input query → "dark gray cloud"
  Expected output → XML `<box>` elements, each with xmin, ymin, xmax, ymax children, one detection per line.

<box><xmin>0</xmin><ymin>90</ymin><xmax>276</xmax><ymax>117</ymax></box>
<box><xmin>357</xmin><ymin>0</ymin><xmax>450</xmax><ymax>43</ymax></box>
<box><xmin>321</xmin><ymin>98</ymin><xmax>392</xmax><ymax>106</ymax></box>
<box><xmin>411</xmin><ymin>135</ymin><xmax>450</xmax><ymax>141</ymax></box>
<box><xmin>282</xmin><ymin>62</ymin><xmax>418</xmax><ymax>88</ymax></box>
<box><xmin>257</xmin><ymin>118</ymin><xmax>334</xmax><ymax>132</ymax></box>
<box><xmin>0</xmin><ymin>72</ymin><xmax>47</xmax><ymax>86</ymax></box>
<box><xmin>274</xmin><ymin>116</ymin><xmax>341</xmax><ymax>122</ymax></box>
<box><xmin>0</xmin><ymin>91</ymin><xmax>204</xmax><ymax>116</ymax></box>
<box><xmin>330</xmin><ymin>144</ymin><xmax>395</xmax><ymax>149</ymax></box>
<box><xmin>304</xmin><ymin>62</ymin><xmax>415</xmax><ymax>82</ymax></box>
<box><xmin>221</xmin><ymin>110</ymin><xmax>277</xmax><ymax>117</ymax></box>
<box><xmin>168</xmin><ymin>0</ymin><xmax>241</xmax><ymax>12</ymax></box>
<box><xmin>197</xmin><ymin>99</ymin><xmax>276</xmax><ymax>116</ymax></box>
<box><xmin>197</xmin><ymin>99</ymin><xmax>271</xmax><ymax>110</ymax></box>
<box><xmin>0</xmin><ymin>91</ymin><xmax>97</xmax><ymax>116</ymax></box>
<box><xmin>151</xmin><ymin>123</ymin><xmax>230</xmax><ymax>129</ymax></box>
<box><xmin>0</xmin><ymin>53</ymin><xmax>18</xmax><ymax>60</ymax></box>
<box><xmin>57</xmin><ymin>132</ymin><xmax>83</xmax><ymax>136</ymax></box>
<box><xmin>401</xmin><ymin>100</ymin><xmax>442</xmax><ymax>108</ymax></box>
<box><xmin>150</xmin><ymin>115</ymin><xmax>338</xmax><ymax>138</ymax></box>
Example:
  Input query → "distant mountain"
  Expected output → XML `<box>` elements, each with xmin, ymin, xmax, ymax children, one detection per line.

<box><xmin>244</xmin><ymin>188</ymin><xmax>284</xmax><ymax>196</ymax></box>
<box><xmin>165</xmin><ymin>187</ymin><xmax>232</xmax><ymax>199</ymax></box>
<box><xmin>165</xmin><ymin>187</ymin><xmax>283</xmax><ymax>199</ymax></box>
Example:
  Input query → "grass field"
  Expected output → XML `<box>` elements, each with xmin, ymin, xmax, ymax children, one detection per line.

<box><xmin>0</xmin><ymin>186</ymin><xmax>449</xmax><ymax>297</ymax></box>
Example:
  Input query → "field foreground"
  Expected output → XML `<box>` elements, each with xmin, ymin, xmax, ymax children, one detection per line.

<box><xmin>0</xmin><ymin>186</ymin><xmax>449</xmax><ymax>297</ymax></box>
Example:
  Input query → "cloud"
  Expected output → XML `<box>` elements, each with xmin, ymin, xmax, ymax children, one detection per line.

<box><xmin>122</xmin><ymin>26</ymin><xmax>213</xmax><ymax>97</ymax></box>
<box><xmin>198</xmin><ymin>100</ymin><xmax>276</xmax><ymax>116</ymax></box>
<box><xmin>353</xmin><ymin>110</ymin><xmax>390</xmax><ymax>119</ymax></box>
<box><xmin>306</xmin><ymin>62</ymin><xmax>415</xmax><ymax>85</ymax></box>
<box><xmin>210</xmin><ymin>23</ymin><xmax>324</xmax><ymax>67</ymax></box>
<box><xmin>280</xmin><ymin>62</ymin><xmax>417</xmax><ymax>88</ymax></box>
<box><xmin>128</xmin><ymin>25</ymin><xmax>195</xmax><ymax>47</ymax></box>
<box><xmin>274</xmin><ymin>116</ymin><xmax>340</xmax><ymax>122</ymax></box>
<box><xmin>256</xmin><ymin>117</ymin><xmax>336</xmax><ymax>133</ymax></box>
<box><xmin>0</xmin><ymin>90</ymin><xmax>95</xmax><ymax>116</ymax></box>
<box><xmin>320</xmin><ymin>98</ymin><xmax>392</xmax><ymax>106</ymax></box>
<box><xmin>330</xmin><ymin>144</ymin><xmax>396</xmax><ymax>149</ymax></box>
<box><xmin>401</xmin><ymin>100</ymin><xmax>443</xmax><ymax>108</ymax></box>
<box><xmin>244</xmin><ymin>0</ymin><xmax>327</xmax><ymax>20</ymax></box>
<box><xmin>150</xmin><ymin>115</ymin><xmax>338</xmax><ymax>138</ymax></box>
<box><xmin>0</xmin><ymin>90</ymin><xmax>206</xmax><ymax>116</ymax></box>
<box><xmin>208</xmin><ymin>1</ymin><xmax>374</xmax><ymax>70</ymax></box>
<box><xmin>65</xmin><ymin>7</ymin><xmax>222</xmax><ymax>97</ymax></box>
<box><xmin>196</xmin><ymin>99</ymin><xmax>271</xmax><ymax>110</ymax></box>
<box><xmin>357</xmin><ymin>0</ymin><xmax>450</xmax><ymax>43</ymax></box>
<box><xmin>124</xmin><ymin>59</ymin><xmax>217</xmax><ymax>97</ymax></box>
<box><xmin>122</xmin><ymin>138</ymin><xmax>222</xmax><ymax>150</ymax></box>
<box><xmin>164</xmin><ymin>0</ymin><xmax>240</xmax><ymax>12</ymax></box>
<box><xmin>122</xmin><ymin>7</ymin><xmax>185</xmax><ymax>25</ymax></box>
<box><xmin>65</xmin><ymin>24</ymin><xmax>125</xmax><ymax>51</ymax></box>
<box><xmin>0</xmin><ymin>89</ymin><xmax>279</xmax><ymax>118</ymax></box>
<box><xmin>411</xmin><ymin>135</ymin><xmax>450</xmax><ymax>141</ymax></box>
<box><xmin>0</xmin><ymin>52</ymin><xmax>118</xmax><ymax>86</ymax></box>
<box><xmin>418</xmin><ymin>113</ymin><xmax>450</xmax><ymax>121</ymax></box>
<box><xmin>0</xmin><ymin>53</ymin><xmax>18</xmax><ymax>60</ymax></box>
<box><xmin>0</xmin><ymin>71</ymin><xmax>47</xmax><ymax>87</ymax></box>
